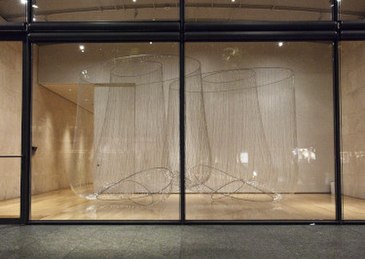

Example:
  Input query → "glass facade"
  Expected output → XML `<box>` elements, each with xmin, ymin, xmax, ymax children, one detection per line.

<box><xmin>341</xmin><ymin>41</ymin><xmax>365</xmax><ymax>220</ymax></box>
<box><xmin>0</xmin><ymin>42</ymin><xmax>23</xmax><ymax>218</ymax></box>
<box><xmin>31</xmin><ymin>43</ymin><xmax>180</xmax><ymax>220</ymax></box>
<box><xmin>340</xmin><ymin>0</ymin><xmax>365</xmax><ymax>20</ymax></box>
<box><xmin>0</xmin><ymin>1</ymin><xmax>365</xmax><ymax>223</ymax></box>
<box><xmin>32</xmin><ymin>0</ymin><xmax>179</xmax><ymax>22</ymax></box>
<box><xmin>186</xmin><ymin>0</ymin><xmax>333</xmax><ymax>22</ymax></box>
<box><xmin>0</xmin><ymin>0</ymin><xmax>26</xmax><ymax>23</ymax></box>
<box><xmin>185</xmin><ymin>42</ymin><xmax>335</xmax><ymax>220</ymax></box>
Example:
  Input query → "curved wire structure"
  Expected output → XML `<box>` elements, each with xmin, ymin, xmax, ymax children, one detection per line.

<box><xmin>71</xmin><ymin>54</ymin><xmax>201</xmax><ymax>206</ymax></box>
<box><xmin>71</xmin><ymin>53</ymin><xmax>297</xmax><ymax>206</ymax></box>
<box><xmin>194</xmin><ymin>68</ymin><xmax>297</xmax><ymax>202</ymax></box>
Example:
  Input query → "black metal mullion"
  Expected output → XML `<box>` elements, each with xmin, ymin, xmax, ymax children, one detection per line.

<box><xmin>27</xmin><ymin>0</ymin><xmax>33</xmax><ymax>24</ymax></box>
<box><xmin>179</xmin><ymin>0</ymin><xmax>186</xmax><ymax>223</ymax></box>
<box><xmin>20</xmin><ymin>37</ymin><xmax>32</xmax><ymax>225</ymax></box>
<box><xmin>333</xmin><ymin>0</ymin><xmax>343</xmax><ymax>224</ymax></box>
<box><xmin>333</xmin><ymin>0</ymin><xmax>339</xmax><ymax>22</ymax></box>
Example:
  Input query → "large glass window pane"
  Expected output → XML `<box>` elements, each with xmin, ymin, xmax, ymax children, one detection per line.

<box><xmin>341</xmin><ymin>41</ymin><xmax>365</xmax><ymax>220</ymax></box>
<box><xmin>0</xmin><ymin>41</ymin><xmax>22</xmax><ymax>218</ymax></box>
<box><xmin>340</xmin><ymin>0</ymin><xmax>365</xmax><ymax>20</ymax></box>
<box><xmin>185</xmin><ymin>42</ymin><xmax>335</xmax><ymax>220</ymax></box>
<box><xmin>31</xmin><ymin>43</ymin><xmax>180</xmax><ymax>220</ymax></box>
<box><xmin>186</xmin><ymin>0</ymin><xmax>332</xmax><ymax>22</ymax></box>
<box><xmin>32</xmin><ymin>0</ymin><xmax>179</xmax><ymax>22</ymax></box>
<box><xmin>0</xmin><ymin>0</ymin><xmax>26</xmax><ymax>23</ymax></box>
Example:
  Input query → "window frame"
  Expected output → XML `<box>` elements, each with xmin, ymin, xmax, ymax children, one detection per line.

<box><xmin>0</xmin><ymin>0</ymin><xmax>363</xmax><ymax>224</ymax></box>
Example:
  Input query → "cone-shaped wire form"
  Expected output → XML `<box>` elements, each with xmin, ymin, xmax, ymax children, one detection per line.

<box><xmin>198</xmin><ymin>68</ymin><xmax>297</xmax><ymax>202</ymax></box>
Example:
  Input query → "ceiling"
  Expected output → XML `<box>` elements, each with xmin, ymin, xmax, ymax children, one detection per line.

<box><xmin>1</xmin><ymin>0</ymin><xmax>365</xmax><ymax>22</ymax></box>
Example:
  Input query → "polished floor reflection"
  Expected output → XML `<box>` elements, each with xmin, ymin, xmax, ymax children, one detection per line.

<box><xmin>0</xmin><ymin>198</ymin><xmax>19</xmax><ymax>219</ymax></box>
<box><xmin>1</xmin><ymin>191</ymin><xmax>365</xmax><ymax>220</ymax></box>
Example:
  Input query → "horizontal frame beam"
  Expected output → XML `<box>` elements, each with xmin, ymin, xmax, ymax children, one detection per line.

<box><xmin>185</xmin><ymin>31</ymin><xmax>338</xmax><ymax>42</ymax></box>
<box><xmin>341</xmin><ymin>21</ymin><xmax>365</xmax><ymax>30</ymax></box>
<box><xmin>27</xmin><ymin>220</ymin><xmax>365</xmax><ymax>225</ymax></box>
<box><xmin>186</xmin><ymin>21</ymin><xmax>337</xmax><ymax>32</ymax></box>
<box><xmin>28</xmin><ymin>32</ymin><xmax>180</xmax><ymax>42</ymax></box>
<box><xmin>0</xmin><ymin>219</ymin><xmax>21</xmax><ymax>224</ymax></box>
<box><xmin>29</xmin><ymin>22</ymin><xmax>180</xmax><ymax>32</ymax></box>
<box><xmin>341</xmin><ymin>31</ymin><xmax>365</xmax><ymax>40</ymax></box>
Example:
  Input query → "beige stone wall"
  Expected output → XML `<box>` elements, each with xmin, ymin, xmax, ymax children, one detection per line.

<box><xmin>0</xmin><ymin>42</ymin><xmax>22</xmax><ymax>200</ymax></box>
<box><xmin>341</xmin><ymin>41</ymin><xmax>365</xmax><ymax>199</ymax></box>
<box><xmin>31</xmin><ymin>47</ymin><xmax>94</xmax><ymax>196</ymax></box>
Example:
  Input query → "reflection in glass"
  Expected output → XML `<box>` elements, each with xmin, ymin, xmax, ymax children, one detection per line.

<box><xmin>340</xmin><ymin>0</ymin><xmax>365</xmax><ymax>20</ymax></box>
<box><xmin>186</xmin><ymin>0</ymin><xmax>333</xmax><ymax>22</ymax></box>
<box><xmin>0</xmin><ymin>159</ymin><xmax>21</xmax><ymax>218</ymax></box>
<box><xmin>341</xmin><ymin>41</ymin><xmax>365</xmax><ymax>220</ymax></box>
<box><xmin>0</xmin><ymin>0</ymin><xmax>26</xmax><ymax>23</ymax></box>
<box><xmin>186</xmin><ymin>42</ymin><xmax>335</xmax><ymax>220</ymax></box>
<box><xmin>0</xmin><ymin>42</ymin><xmax>22</xmax><ymax>218</ymax></box>
<box><xmin>74</xmin><ymin>56</ymin><xmax>173</xmax><ymax>206</ymax></box>
<box><xmin>31</xmin><ymin>44</ymin><xmax>180</xmax><ymax>220</ymax></box>
<box><xmin>32</xmin><ymin>0</ymin><xmax>179</xmax><ymax>22</ymax></box>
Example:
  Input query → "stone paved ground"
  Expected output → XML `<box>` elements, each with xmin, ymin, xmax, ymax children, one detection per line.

<box><xmin>0</xmin><ymin>224</ymin><xmax>364</xmax><ymax>258</ymax></box>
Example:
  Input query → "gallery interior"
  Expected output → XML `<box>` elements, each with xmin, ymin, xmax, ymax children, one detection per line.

<box><xmin>0</xmin><ymin>0</ymin><xmax>365</xmax><ymax>223</ymax></box>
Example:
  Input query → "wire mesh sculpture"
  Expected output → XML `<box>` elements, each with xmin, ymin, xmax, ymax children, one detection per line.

<box><xmin>196</xmin><ymin>68</ymin><xmax>298</xmax><ymax>202</ymax></box>
<box><xmin>70</xmin><ymin>53</ymin><xmax>298</xmax><ymax>206</ymax></box>
<box><xmin>72</xmin><ymin>55</ymin><xmax>176</xmax><ymax>205</ymax></box>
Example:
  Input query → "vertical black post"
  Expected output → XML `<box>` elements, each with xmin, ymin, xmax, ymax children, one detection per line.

<box><xmin>332</xmin><ymin>0</ymin><xmax>343</xmax><ymax>223</ymax></box>
<box><xmin>21</xmin><ymin>39</ymin><xmax>32</xmax><ymax>225</ymax></box>
<box><xmin>332</xmin><ymin>0</ymin><xmax>339</xmax><ymax>22</ymax></box>
<box><xmin>20</xmin><ymin>0</ymin><xmax>32</xmax><ymax>225</ymax></box>
<box><xmin>179</xmin><ymin>0</ymin><xmax>186</xmax><ymax>223</ymax></box>
<box><xmin>27</xmin><ymin>0</ymin><xmax>33</xmax><ymax>24</ymax></box>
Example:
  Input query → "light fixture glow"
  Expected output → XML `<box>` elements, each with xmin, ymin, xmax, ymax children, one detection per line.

<box><xmin>231</xmin><ymin>0</ymin><xmax>236</xmax><ymax>2</ymax></box>
<box><xmin>32</xmin><ymin>4</ymin><xmax>39</xmax><ymax>8</ymax></box>
<box><xmin>20</xmin><ymin>0</ymin><xmax>27</xmax><ymax>4</ymax></box>
<box><xmin>149</xmin><ymin>41</ymin><xmax>153</xmax><ymax>45</ymax></box>
<box><xmin>79</xmin><ymin>45</ymin><xmax>85</xmax><ymax>52</ymax></box>
<box><xmin>133</xmin><ymin>0</ymin><xmax>137</xmax><ymax>2</ymax></box>
<box><xmin>278</xmin><ymin>42</ymin><xmax>284</xmax><ymax>47</ymax></box>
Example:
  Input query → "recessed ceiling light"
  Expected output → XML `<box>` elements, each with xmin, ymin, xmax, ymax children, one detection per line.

<box><xmin>133</xmin><ymin>0</ymin><xmax>137</xmax><ymax>2</ymax></box>
<box><xmin>149</xmin><ymin>42</ymin><xmax>153</xmax><ymax>45</ymax></box>
<box><xmin>278</xmin><ymin>42</ymin><xmax>284</xmax><ymax>47</ymax></box>
<box><xmin>231</xmin><ymin>0</ymin><xmax>236</xmax><ymax>2</ymax></box>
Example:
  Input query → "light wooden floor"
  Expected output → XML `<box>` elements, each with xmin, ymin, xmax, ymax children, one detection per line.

<box><xmin>1</xmin><ymin>189</ymin><xmax>365</xmax><ymax>220</ymax></box>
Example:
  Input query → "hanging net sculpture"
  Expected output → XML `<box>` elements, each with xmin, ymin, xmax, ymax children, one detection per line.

<box><xmin>167</xmin><ymin>59</ymin><xmax>212</xmax><ymax>192</ymax></box>
<box><xmin>72</xmin><ymin>55</ymin><xmax>177</xmax><ymax>206</ymax></box>
<box><xmin>195</xmin><ymin>68</ymin><xmax>298</xmax><ymax>202</ymax></box>
<box><xmin>71</xmin><ymin>54</ymin><xmax>202</xmax><ymax>205</ymax></box>
<box><xmin>71</xmin><ymin>52</ymin><xmax>297</xmax><ymax>206</ymax></box>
